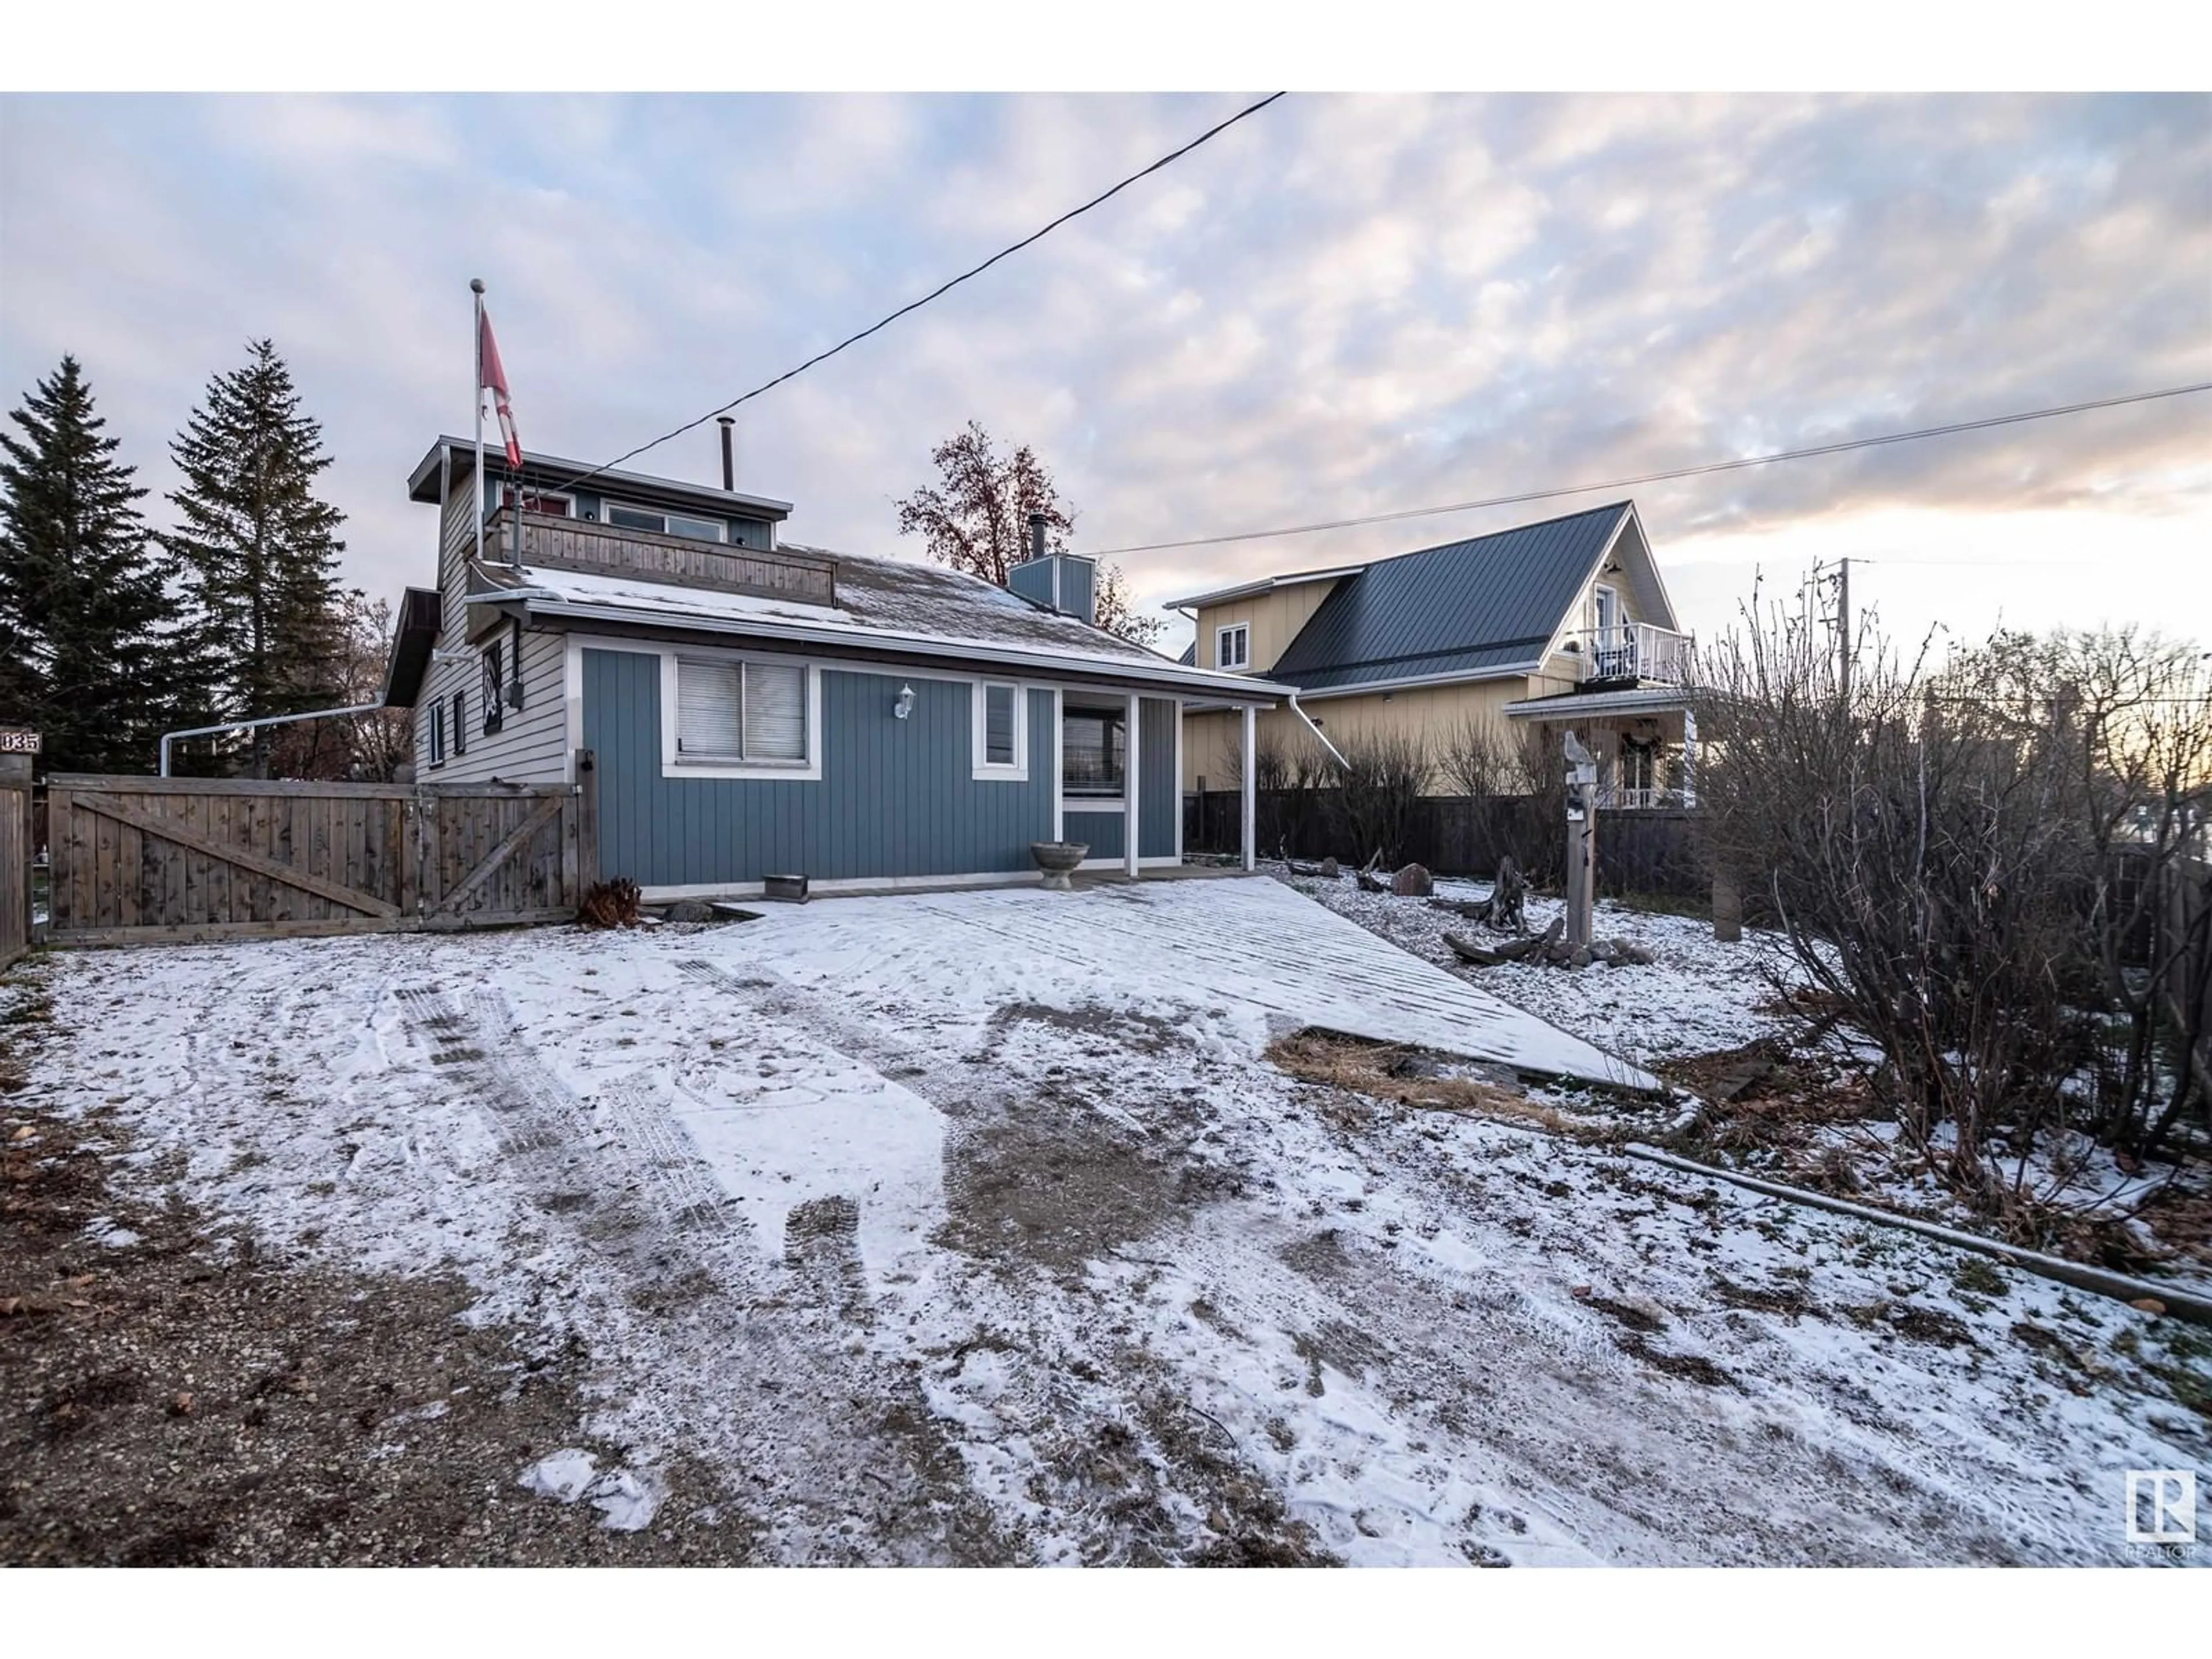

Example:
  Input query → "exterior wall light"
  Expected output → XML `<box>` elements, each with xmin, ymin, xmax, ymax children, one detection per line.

<box><xmin>893</xmin><ymin>684</ymin><xmax>916</xmax><ymax>720</ymax></box>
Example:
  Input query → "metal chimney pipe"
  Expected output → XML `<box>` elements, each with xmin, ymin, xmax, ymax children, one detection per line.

<box><xmin>1028</xmin><ymin>511</ymin><xmax>1047</xmax><ymax>563</ymax></box>
<box><xmin>718</xmin><ymin>416</ymin><xmax>735</xmax><ymax>491</ymax></box>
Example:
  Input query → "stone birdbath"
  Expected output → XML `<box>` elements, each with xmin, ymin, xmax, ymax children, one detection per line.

<box><xmin>1029</xmin><ymin>840</ymin><xmax>1089</xmax><ymax>891</ymax></box>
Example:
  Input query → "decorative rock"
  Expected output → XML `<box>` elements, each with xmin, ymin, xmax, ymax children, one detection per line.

<box><xmin>1567</xmin><ymin>946</ymin><xmax>1592</xmax><ymax>969</ymax></box>
<box><xmin>2130</xmin><ymin>1297</ymin><xmax>2166</xmax><ymax>1316</ymax></box>
<box><xmin>1319</xmin><ymin>857</ymin><xmax>1340</xmax><ymax>878</ymax></box>
<box><xmin>1391</xmin><ymin>862</ymin><xmax>1434</xmax><ymax>897</ymax></box>
<box><xmin>664</xmin><ymin>899</ymin><xmax>715</xmax><ymax>923</ymax></box>
<box><xmin>1617</xmin><ymin>943</ymin><xmax>1656</xmax><ymax>965</ymax></box>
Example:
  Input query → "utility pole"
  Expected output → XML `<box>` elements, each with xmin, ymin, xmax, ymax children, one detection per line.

<box><xmin>1838</xmin><ymin>556</ymin><xmax>1853</xmax><ymax>699</ymax></box>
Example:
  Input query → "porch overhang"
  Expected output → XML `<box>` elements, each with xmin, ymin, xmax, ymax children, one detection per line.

<box><xmin>1503</xmin><ymin>685</ymin><xmax>1698</xmax><ymax>721</ymax></box>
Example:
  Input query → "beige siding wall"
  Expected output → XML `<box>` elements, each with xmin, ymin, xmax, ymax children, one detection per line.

<box><xmin>1191</xmin><ymin>579</ymin><xmax>1340</xmax><ymax>674</ymax></box>
<box><xmin>1183</xmin><ymin>677</ymin><xmax>1537</xmax><ymax>791</ymax></box>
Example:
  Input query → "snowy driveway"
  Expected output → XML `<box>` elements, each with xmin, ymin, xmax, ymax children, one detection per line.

<box><xmin>38</xmin><ymin>878</ymin><xmax>2208</xmax><ymax>1564</ymax></box>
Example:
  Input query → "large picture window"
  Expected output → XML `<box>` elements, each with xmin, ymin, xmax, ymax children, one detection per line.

<box><xmin>1063</xmin><ymin>704</ymin><xmax>1127</xmax><ymax>798</ymax></box>
<box><xmin>675</xmin><ymin>657</ymin><xmax>808</xmax><ymax>766</ymax></box>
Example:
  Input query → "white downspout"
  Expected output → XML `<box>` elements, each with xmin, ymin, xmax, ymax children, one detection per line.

<box><xmin>1286</xmin><ymin>690</ymin><xmax>1346</xmax><ymax>770</ymax></box>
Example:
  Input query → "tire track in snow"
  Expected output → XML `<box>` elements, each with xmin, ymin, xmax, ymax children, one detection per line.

<box><xmin>391</xmin><ymin>980</ymin><xmax>1005</xmax><ymax>1562</ymax></box>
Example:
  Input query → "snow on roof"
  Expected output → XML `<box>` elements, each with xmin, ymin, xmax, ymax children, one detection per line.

<box><xmin>478</xmin><ymin>547</ymin><xmax>1288</xmax><ymax>696</ymax></box>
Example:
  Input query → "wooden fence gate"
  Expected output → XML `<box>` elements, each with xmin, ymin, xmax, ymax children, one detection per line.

<box><xmin>45</xmin><ymin>757</ymin><xmax>600</xmax><ymax>946</ymax></box>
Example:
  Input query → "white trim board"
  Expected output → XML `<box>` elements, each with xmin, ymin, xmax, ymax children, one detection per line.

<box><xmin>642</xmin><ymin>869</ymin><xmax>1044</xmax><ymax>903</ymax></box>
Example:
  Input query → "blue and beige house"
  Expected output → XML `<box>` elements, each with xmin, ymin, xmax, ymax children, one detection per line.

<box><xmin>1167</xmin><ymin>500</ymin><xmax>1700</xmax><ymax>810</ymax></box>
<box><xmin>384</xmin><ymin>437</ymin><xmax>1283</xmax><ymax>898</ymax></box>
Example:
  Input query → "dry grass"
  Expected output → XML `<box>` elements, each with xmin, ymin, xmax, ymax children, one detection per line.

<box><xmin>1264</xmin><ymin>1031</ymin><xmax>1607</xmax><ymax>1143</ymax></box>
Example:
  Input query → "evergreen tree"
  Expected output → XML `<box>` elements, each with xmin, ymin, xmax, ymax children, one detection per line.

<box><xmin>0</xmin><ymin>355</ymin><xmax>191</xmax><ymax>772</ymax></box>
<box><xmin>166</xmin><ymin>340</ymin><xmax>348</xmax><ymax>774</ymax></box>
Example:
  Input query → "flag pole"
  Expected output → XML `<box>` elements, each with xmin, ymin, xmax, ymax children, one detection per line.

<box><xmin>471</xmin><ymin>277</ymin><xmax>487</xmax><ymax>571</ymax></box>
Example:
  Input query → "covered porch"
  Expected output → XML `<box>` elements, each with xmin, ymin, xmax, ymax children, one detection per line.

<box><xmin>1503</xmin><ymin>685</ymin><xmax>1700</xmax><ymax>810</ymax></box>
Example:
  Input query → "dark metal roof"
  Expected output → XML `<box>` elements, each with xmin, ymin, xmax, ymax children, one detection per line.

<box><xmin>1177</xmin><ymin>641</ymin><xmax>1196</xmax><ymax>666</ymax></box>
<box><xmin>1268</xmin><ymin>501</ymin><xmax>1631</xmax><ymax>693</ymax></box>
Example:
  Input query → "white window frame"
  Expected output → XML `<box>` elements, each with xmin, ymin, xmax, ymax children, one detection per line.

<box><xmin>657</xmin><ymin>647</ymin><xmax>822</xmax><ymax>781</ymax></box>
<box><xmin>516</xmin><ymin>488</ymin><xmax>573</xmax><ymax>518</ymax></box>
<box><xmin>1215</xmin><ymin>622</ymin><xmax>1250</xmax><ymax>671</ymax></box>
<box><xmin>425</xmin><ymin>697</ymin><xmax>445</xmax><ymax>769</ymax></box>
<box><xmin>603</xmin><ymin>498</ymin><xmax>728</xmax><ymax>544</ymax></box>
<box><xmin>971</xmin><ymin>680</ymin><xmax>1029</xmax><ymax>782</ymax></box>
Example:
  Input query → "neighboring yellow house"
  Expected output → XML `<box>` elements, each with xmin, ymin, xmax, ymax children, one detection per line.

<box><xmin>1168</xmin><ymin>499</ymin><xmax>1698</xmax><ymax>809</ymax></box>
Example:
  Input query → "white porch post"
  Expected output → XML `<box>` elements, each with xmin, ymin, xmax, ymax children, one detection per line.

<box><xmin>1240</xmin><ymin>703</ymin><xmax>1257</xmax><ymax>873</ymax></box>
<box><xmin>1124</xmin><ymin>691</ymin><xmax>1142</xmax><ymax>881</ymax></box>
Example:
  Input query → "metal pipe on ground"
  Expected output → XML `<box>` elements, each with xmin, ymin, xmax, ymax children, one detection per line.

<box><xmin>1622</xmin><ymin>1142</ymin><xmax>2212</xmax><ymax>1328</ymax></box>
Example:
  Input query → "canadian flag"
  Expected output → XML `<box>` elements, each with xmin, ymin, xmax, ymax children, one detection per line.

<box><xmin>478</xmin><ymin>305</ymin><xmax>522</xmax><ymax>469</ymax></box>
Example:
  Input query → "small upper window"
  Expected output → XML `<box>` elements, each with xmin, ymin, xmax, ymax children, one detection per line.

<box><xmin>605</xmin><ymin>501</ymin><xmax>726</xmax><ymax>543</ymax></box>
<box><xmin>1217</xmin><ymin>623</ymin><xmax>1251</xmax><ymax>671</ymax></box>
<box><xmin>451</xmin><ymin>691</ymin><xmax>467</xmax><ymax>757</ymax></box>
<box><xmin>427</xmin><ymin>700</ymin><xmax>446</xmax><ymax>768</ymax></box>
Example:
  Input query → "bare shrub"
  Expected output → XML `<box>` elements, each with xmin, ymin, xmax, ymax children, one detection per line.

<box><xmin>1330</xmin><ymin>730</ymin><xmax>1428</xmax><ymax>867</ymax></box>
<box><xmin>1699</xmin><ymin>599</ymin><xmax>2210</xmax><ymax>1223</ymax></box>
<box><xmin>1227</xmin><ymin>730</ymin><xmax>1332</xmax><ymax>859</ymax></box>
<box><xmin>1436</xmin><ymin>714</ymin><xmax>1564</xmax><ymax>882</ymax></box>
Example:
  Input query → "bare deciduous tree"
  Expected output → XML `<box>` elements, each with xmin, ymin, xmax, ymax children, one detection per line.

<box><xmin>894</xmin><ymin>421</ymin><xmax>1164</xmax><ymax>647</ymax></box>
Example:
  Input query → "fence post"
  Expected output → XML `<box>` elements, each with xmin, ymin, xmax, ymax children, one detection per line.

<box><xmin>1713</xmin><ymin>869</ymin><xmax>1743</xmax><ymax>943</ymax></box>
<box><xmin>575</xmin><ymin>749</ymin><xmax>600</xmax><ymax>891</ymax></box>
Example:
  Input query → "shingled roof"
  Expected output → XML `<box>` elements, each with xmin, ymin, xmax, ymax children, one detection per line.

<box><xmin>1267</xmin><ymin>501</ymin><xmax>1636</xmax><ymax>694</ymax></box>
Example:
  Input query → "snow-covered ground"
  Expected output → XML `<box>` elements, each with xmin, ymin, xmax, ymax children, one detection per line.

<box><xmin>1295</xmin><ymin>869</ymin><xmax>2209</xmax><ymax>1286</ymax></box>
<box><xmin>1294</xmin><ymin>872</ymin><xmax>1794</xmax><ymax>1065</ymax></box>
<box><xmin>26</xmin><ymin>878</ymin><xmax>2210</xmax><ymax>1564</ymax></box>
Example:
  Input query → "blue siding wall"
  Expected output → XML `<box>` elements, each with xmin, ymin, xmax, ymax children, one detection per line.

<box><xmin>1139</xmin><ymin>696</ymin><xmax>1177</xmax><ymax>858</ymax></box>
<box><xmin>1064</xmin><ymin>809</ymin><xmax>1124</xmax><ymax>861</ymax></box>
<box><xmin>584</xmin><ymin>649</ymin><xmax>1054</xmax><ymax>887</ymax></box>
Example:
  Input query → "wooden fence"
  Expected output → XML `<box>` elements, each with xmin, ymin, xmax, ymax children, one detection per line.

<box><xmin>1185</xmin><ymin>788</ymin><xmax>1708</xmax><ymax>901</ymax></box>
<box><xmin>45</xmin><ymin>754</ymin><xmax>600</xmax><ymax>946</ymax></box>
<box><xmin>0</xmin><ymin>756</ymin><xmax>31</xmax><ymax>968</ymax></box>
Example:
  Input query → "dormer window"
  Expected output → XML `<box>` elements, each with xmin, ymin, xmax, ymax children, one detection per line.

<box><xmin>1216</xmin><ymin>622</ymin><xmax>1251</xmax><ymax>671</ymax></box>
<box><xmin>604</xmin><ymin>500</ymin><xmax>726</xmax><ymax>543</ymax></box>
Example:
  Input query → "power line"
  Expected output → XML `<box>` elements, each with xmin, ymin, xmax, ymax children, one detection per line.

<box><xmin>1091</xmin><ymin>381</ymin><xmax>2212</xmax><ymax>556</ymax></box>
<box><xmin>549</xmin><ymin>91</ymin><xmax>1290</xmax><ymax>497</ymax></box>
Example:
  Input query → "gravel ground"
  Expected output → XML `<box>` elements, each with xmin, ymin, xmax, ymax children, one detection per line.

<box><xmin>0</xmin><ymin>963</ymin><xmax>757</xmax><ymax>1566</ymax></box>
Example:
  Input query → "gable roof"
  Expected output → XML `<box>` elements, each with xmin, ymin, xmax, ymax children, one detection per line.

<box><xmin>471</xmin><ymin>545</ymin><xmax>1289</xmax><ymax>703</ymax></box>
<box><xmin>1265</xmin><ymin>501</ymin><xmax>1639</xmax><ymax>694</ymax></box>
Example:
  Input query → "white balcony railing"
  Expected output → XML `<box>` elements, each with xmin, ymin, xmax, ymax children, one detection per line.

<box><xmin>1569</xmin><ymin>622</ymin><xmax>1691</xmax><ymax>685</ymax></box>
<box><xmin>1593</xmin><ymin>784</ymin><xmax>1686</xmax><ymax>811</ymax></box>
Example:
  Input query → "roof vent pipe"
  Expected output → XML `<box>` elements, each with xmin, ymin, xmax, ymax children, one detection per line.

<box><xmin>1028</xmin><ymin>511</ymin><xmax>1047</xmax><ymax>564</ymax></box>
<box><xmin>718</xmin><ymin>417</ymin><xmax>736</xmax><ymax>491</ymax></box>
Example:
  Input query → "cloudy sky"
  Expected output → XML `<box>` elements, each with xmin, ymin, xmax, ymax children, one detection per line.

<box><xmin>3</xmin><ymin>91</ymin><xmax>2207</xmax><ymax>658</ymax></box>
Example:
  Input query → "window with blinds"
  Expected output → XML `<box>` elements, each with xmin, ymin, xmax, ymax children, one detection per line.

<box><xmin>984</xmin><ymin>685</ymin><xmax>1017</xmax><ymax>766</ymax></box>
<box><xmin>676</xmin><ymin>657</ymin><xmax>807</xmax><ymax>766</ymax></box>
